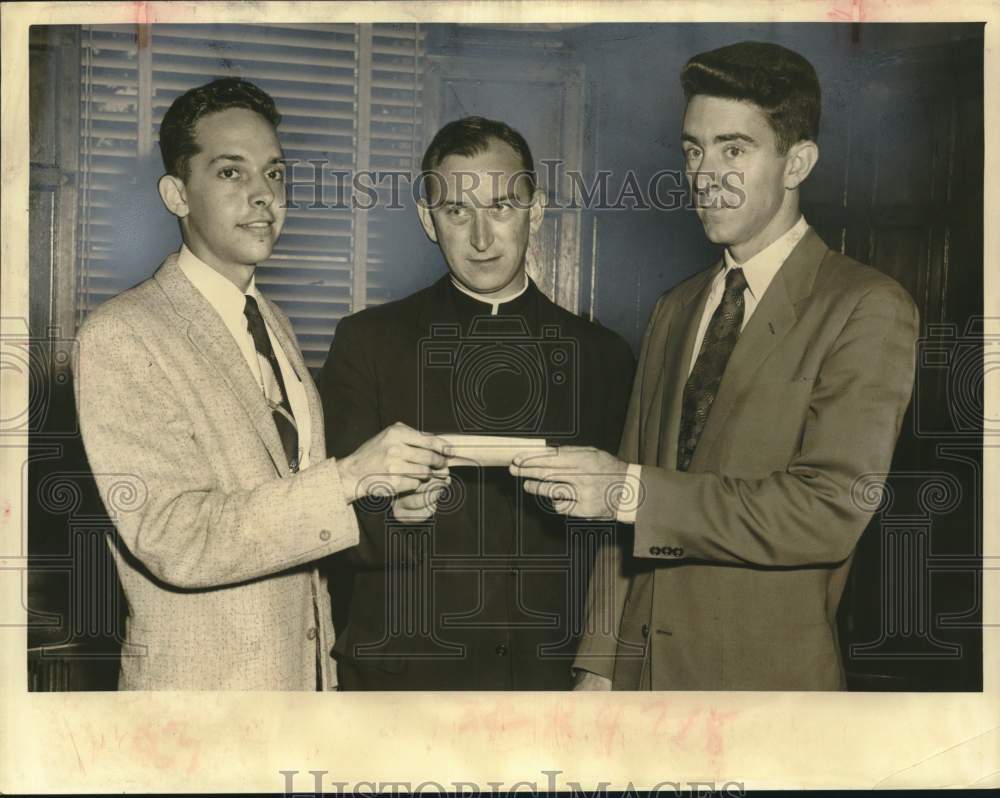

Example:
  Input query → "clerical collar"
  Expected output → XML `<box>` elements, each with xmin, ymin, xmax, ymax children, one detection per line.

<box><xmin>449</xmin><ymin>272</ymin><xmax>530</xmax><ymax>315</ymax></box>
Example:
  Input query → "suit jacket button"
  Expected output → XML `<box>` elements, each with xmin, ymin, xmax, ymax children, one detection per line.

<box><xmin>306</xmin><ymin>627</ymin><xmax>318</xmax><ymax>640</ymax></box>
<box><xmin>641</xmin><ymin>624</ymin><xmax>649</xmax><ymax>638</ymax></box>
<box><xmin>319</xmin><ymin>529</ymin><xmax>331</xmax><ymax>542</ymax></box>
<box><xmin>495</xmin><ymin>643</ymin><xmax>508</xmax><ymax>656</ymax></box>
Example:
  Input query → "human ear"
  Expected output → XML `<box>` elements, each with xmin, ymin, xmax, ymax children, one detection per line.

<box><xmin>416</xmin><ymin>199</ymin><xmax>438</xmax><ymax>243</ymax></box>
<box><xmin>784</xmin><ymin>140</ymin><xmax>819</xmax><ymax>190</ymax></box>
<box><xmin>528</xmin><ymin>188</ymin><xmax>546</xmax><ymax>233</ymax></box>
<box><xmin>158</xmin><ymin>174</ymin><xmax>189</xmax><ymax>219</ymax></box>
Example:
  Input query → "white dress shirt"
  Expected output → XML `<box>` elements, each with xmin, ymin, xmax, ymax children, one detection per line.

<box><xmin>688</xmin><ymin>215</ymin><xmax>809</xmax><ymax>376</ymax></box>
<box><xmin>177</xmin><ymin>245</ymin><xmax>312</xmax><ymax>469</ymax></box>
<box><xmin>616</xmin><ymin>216</ymin><xmax>811</xmax><ymax>523</ymax></box>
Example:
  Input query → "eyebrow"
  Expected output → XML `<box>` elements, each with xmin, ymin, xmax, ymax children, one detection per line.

<box><xmin>207</xmin><ymin>154</ymin><xmax>286</xmax><ymax>165</ymax></box>
<box><xmin>681</xmin><ymin>133</ymin><xmax>758</xmax><ymax>145</ymax></box>
<box><xmin>441</xmin><ymin>192</ymin><xmax>519</xmax><ymax>207</ymax></box>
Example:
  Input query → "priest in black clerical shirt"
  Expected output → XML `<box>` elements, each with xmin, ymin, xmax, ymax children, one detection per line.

<box><xmin>320</xmin><ymin>117</ymin><xmax>634</xmax><ymax>690</ymax></box>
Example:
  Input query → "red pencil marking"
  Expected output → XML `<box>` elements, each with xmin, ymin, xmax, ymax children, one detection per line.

<box><xmin>546</xmin><ymin>699</ymin><xmax>577</xmax><ymax>745</ymax></box>
<box><xmin>671</xmin><ymin>707</ymin><xmax>700</xmax><ymax>746</ymax></box>
<box><xmin>827</xmin><ymin>0</ymin><xmax>866</xmax><ymax>22</ymax></box>
<box><xmin>705</xmin><ymin>708</ymin><xmax>739</xmax><ymax>758</ymax></box>
<box><xmin>594</xmin><ymin>704</ymin><xmax>624</xmax><ymax>755</ymax></box>
<box><xmin>455</xmin><ymin>699</ymin><xmax>533</xmax><ymax>744</ymax></box>
<box><xmin>640</xmin><ymin>698</ymin><xmax>672</xmax><ymax>736</ymax></box>
<box><xmin>62</xmin><ymin>719</ymin><xmax>87</xmax><ymax>776</ymax></box>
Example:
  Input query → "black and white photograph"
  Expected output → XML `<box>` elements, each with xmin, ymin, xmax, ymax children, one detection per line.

<box><xmin>1</xmin><ymin>0</ymin><xmax>997</xmax><ymax>793</ymax></box>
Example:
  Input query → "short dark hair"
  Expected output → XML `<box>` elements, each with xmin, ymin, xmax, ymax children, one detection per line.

<box><xmin>158</xmin><ymin>77</ymin><xmax>281</xmax><ymax>179</ymax></box>
<box><xmin>681</xmin><ymin>41</ymin><xmax>821</xmax><ymax>153</ymax></box>
<box><xmin>420</xmin><ymin>116</ymin><xmax>536</xmax><ymax>200</ymax></box>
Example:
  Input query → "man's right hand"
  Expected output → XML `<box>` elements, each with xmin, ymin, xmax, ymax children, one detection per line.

<box><xmin>391</xmin><ymin>476</ymin><xmax>450</xmax><ymax>522</ymax></box>
<box><xmin>336</xmin><ymin>422</ymin><xmax>451</xmax><ymax>504</ymax></box>
<box><xmin>573</xmin><ymin>670</ymin><xmax>613</xmax><ymax>691</ymax></box>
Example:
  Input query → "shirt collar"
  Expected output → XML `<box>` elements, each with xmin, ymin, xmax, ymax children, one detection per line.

<box><xmin>722</xmin><ymin>215</ymin><xmax>810</xmax><ymax>299</ymax></box>
<box><xmin>176</xmin><ymin>245</ymin><xmax>259</xmax><ymax>323</ymax></box>
<box><xmin>449</xmin><ymin>271</ymin><xmax>530</xmax><ymax>315</ymax></box>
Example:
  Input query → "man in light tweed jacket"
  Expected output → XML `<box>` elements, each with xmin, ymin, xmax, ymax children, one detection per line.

<box><xmin>73</xmin><ymin>78</ymin><xmax>450</xmax><ymax>690</ymax></box>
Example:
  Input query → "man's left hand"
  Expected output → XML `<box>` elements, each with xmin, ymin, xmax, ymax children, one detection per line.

<box><xmin>509</xmin><ymin>446</ymin><xmax>631</xmax><ymax>519</ymax></box>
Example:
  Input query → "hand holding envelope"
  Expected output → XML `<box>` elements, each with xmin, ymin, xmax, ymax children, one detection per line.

<box><xmin>509</xmin><ymin>445</ymin><xmax>635</xmax><ymax>520</ymax></box>
<box><xmin>390</xmin><ymin>434</ymin><xmax>551</xmax><ymax>522</ymax></box>
<box><xmin>387</xmin><ymin>434</ymin><xmax>634</xmax><ymax>522</ymax></box>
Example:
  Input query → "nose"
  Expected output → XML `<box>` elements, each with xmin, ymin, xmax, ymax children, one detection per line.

<box><xmin>469</xmin><ymin>210</ymin><xmax>494</xmax><ymax>253</ymax></box>
<box><xmin>690</xmin><ymin>160</ymin><xmax>720</xmax><ymax>203</ymax></box>
<box><xmin>248</xmin><ymin>172</ymin><xmax>276</xmax><ymax>208</ymax></box>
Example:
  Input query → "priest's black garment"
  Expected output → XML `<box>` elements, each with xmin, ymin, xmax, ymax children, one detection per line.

<box><xmin>320</xmin><ymin>276</ymin><xmax>634</xmax><ymax>690</ymax></box>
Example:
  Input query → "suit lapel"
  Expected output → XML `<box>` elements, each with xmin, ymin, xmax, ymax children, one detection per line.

<box><xmin>688</xmin><ymin>229</ymin><xmax>827</xmax><ymax>470</ymax></box>
<box><xmin>154</xmin><ymin>255</ymin><xmax>289</xmax><ymax>476</ymax></box>
<box><xmin>652</xmin><ymin>265</ymin><xmax>718</xmax><ymax>467</ymax></box>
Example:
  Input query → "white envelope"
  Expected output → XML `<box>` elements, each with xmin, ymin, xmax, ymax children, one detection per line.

<box><xmin>439</xmin><ymin>433</ymin><xmax>552</xmax><ymax>467</ymax></box>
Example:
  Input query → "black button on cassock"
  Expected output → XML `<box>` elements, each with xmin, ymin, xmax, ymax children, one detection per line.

<box><xmin>495</xmin><ymin>643</ymin><xmax>508</xmax><ymax>656</ymax></box>
<box><xmin>641</xmin><ymin>624</ymin><xmax>650</xmax><ymax>638</ymax></box>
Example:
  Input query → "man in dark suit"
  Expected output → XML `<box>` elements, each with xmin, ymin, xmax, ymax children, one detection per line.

<box><xmin>511</xmin><ymin>42</ymin><xmax>920</xmax><ymax>690</ymax></box>
<box><xmin>320</xmin><ymin>116</ymin><xmax>634</xmax><ymax>690</ymax></box>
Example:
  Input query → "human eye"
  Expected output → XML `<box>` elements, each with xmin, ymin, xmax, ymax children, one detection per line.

<box><xmin>267</xmin><ymin>166</ymin><xmax>286</xmax><ymax>182</ymax></box>
<box><xmin>218</xmin><ymin>166</ymin><xmax>240</xmax><ymax>180</ymax></box>
<box><xmin>444</xmin><ymin>204</ymin><xmax>470</xmax><ymax>221</ymax></box>
<box><xmin>724</xmin><ymin>145</ymin><xmax>744</xmax><ymax>159</ymax></box>
<box><xmin>491</xmin><ymin>201</ymin><xmax>515</xmax><ymax>216</ymax></box>
<box><xmin>683</xmin><ymin>146</ymin><xmax>702</xmax><ymax>166</ymax></box>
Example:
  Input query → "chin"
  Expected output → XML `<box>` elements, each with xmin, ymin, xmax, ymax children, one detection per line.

<box><xmin>700</xmin><ymin>215</ymin><xmax>743</xmax><ymax>246</ymax></box>
<box><xmin>242</xmin><ymin>244</ymin><xmax>276</xmax><ymax>264</ymax></box>
<box><xmin>699</xmin><ymin>222</ymin><xmax>729</xmax><ymax>245</ymax></box>
<box><xmin>468</xmin><ymin>281</ymin><xmax>505</xmax><ymax>295</ymax></box>
<box><xmin>458</xmin><ymin>271</ymin><xmax>516</xmax><ymax>295</ymax></box>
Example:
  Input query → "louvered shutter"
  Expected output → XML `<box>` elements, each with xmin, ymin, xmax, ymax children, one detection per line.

<box><xmin>363</xmin><ymin>24</ymin><xmax>425</xmax><ymax>307</ymax></box>
<box><xmin>77</xmin><ymin>23</ymin><xmax>424</xmax><ymax>370</ymax></box>
<box><xmin>77</xmin><ymin>25</ymin><xmax>141</xmax><ymax>322</ymax></box>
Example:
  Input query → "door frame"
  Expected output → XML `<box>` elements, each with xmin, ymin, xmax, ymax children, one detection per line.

<box><xmin>423</xmin><ymin>54</ymin><xmax>586</xmax><ymax>313</ymax></box>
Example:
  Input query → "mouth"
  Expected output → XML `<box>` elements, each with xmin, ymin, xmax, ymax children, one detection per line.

<box><xmin>239</xmin><ymin>220</ymin><xmax>274</xmax><ymax>231</ymax></box>
<box><xmin>697</xmin><ymin>202</ymin><xmax>735</xmax><ymax>214</ymax></box>
<box><xmin>467</xmin><ymin>256</ymin><xmax>501</xmax><ymax>264</ymax></box>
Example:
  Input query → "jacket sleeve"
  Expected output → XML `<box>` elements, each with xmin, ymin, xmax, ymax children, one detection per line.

<box><xmin>633</xmin><ymin>282</ymin><xmax>919</xmax><ymax>567</ymax></box>
<box><xmin>73</xmin><ymin>311</ymin><xmax>360</xmax><ymax>590</ymax></box>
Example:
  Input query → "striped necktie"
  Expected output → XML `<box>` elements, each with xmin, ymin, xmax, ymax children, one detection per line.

<box><xmin>243</xmin><ymin>295</ymin><xmax>299</xmax><ymax>473</ymax></box>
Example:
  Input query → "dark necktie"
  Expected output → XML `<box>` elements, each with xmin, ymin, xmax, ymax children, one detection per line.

<box><xmin>243</xmin><ymin>295</ymin><xmax>299</xmax><ymax>473</ymax></box>
<box><xmin>676</xmin><ymin>267</ymin><xmax>748</xmax><ymax>472</ymax></box>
